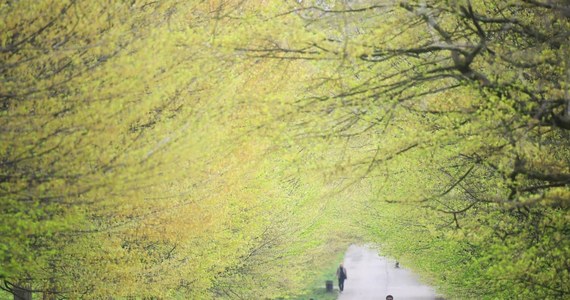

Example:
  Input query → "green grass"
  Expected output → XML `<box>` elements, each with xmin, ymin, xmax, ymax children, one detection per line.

<box><xmin>291</xmin><ymin>251</ymin><xmax>345</xmax><ymax>300</ymax></box>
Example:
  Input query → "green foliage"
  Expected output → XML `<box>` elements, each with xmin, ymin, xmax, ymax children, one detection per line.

<box><xmin>1</xmin><ymin>0</ymin><xmax>569</xmax><ymax>299</ymax></box>
<box><xmin>238</xmin><ymin>0</ymin><xmax>570</xmax><ymax>298</ymax></box>
<box><xmin>1</xmin><ymin>1</ymin><xmax>358</xmax><ymax>298</ymax></box>
<box><xmin>292</xmin><ymin>248</ymin><xmax>347</xmax><ymax>300</ymax></box>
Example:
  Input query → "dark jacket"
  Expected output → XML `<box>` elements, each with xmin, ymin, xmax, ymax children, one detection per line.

<box><xmin>336</xmin><ymin>266</ymin><xmax>347</xmax><ymax>280</ymax></box>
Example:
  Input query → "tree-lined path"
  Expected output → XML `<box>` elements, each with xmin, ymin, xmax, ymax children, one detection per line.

<box><xmin>2</xmin><ymin>1</ymin><xmax>569</xmax><ymax>299</ymax></box>
<box><xmin>337</xmin><ymin>245</ymin><xmax>439</xmax><ymax>300</ymax></box>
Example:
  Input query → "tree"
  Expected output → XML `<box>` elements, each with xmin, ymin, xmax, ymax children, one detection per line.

<box><xmin>1</xmin><ymin>1</ymin><xmax>356</xmax><ymax>298</ymax></box>
<box><xmin>229</xmin><ymin>0</ymin><xmax>569</xmax><ymax>297</ymax></box>
<box><xmin>3</xmin><ymin>0</ymin><xmax>567</xmax><ymax>298</ymax></box>
<box><xmin>1</xmin><ymin>0</ymin><xmax>228</xmax><ymax>297</ymax></box>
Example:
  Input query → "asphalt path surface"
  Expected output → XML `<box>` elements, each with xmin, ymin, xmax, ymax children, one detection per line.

<box><xmin>336</xmin><ymin>245</ymin><xmax>441</xmax><ymax>300</ymax></box>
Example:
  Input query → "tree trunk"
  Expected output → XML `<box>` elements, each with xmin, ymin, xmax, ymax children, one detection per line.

<box><xmin>12</xmin><ymin>284</ymin><xmax>31</xmax><ymax>300</ymax></box>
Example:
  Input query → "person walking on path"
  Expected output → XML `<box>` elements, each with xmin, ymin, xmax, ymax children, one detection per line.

<box><xmin>336</xmin><ymin>263</ymin><xmax>348</xmax><ymax>292</ymax></box>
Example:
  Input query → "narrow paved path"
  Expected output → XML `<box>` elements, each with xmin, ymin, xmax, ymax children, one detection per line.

<box><xmin>336</xmin><ymin>245</ymin><xmax>440</xmax><ymax>300</ymax></box>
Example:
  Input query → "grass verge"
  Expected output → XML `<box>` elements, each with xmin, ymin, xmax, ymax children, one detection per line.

<box><xmin>291</xmin><ymin>250</ymin><xmax>345</xmax><ymax>300</ymax></box>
